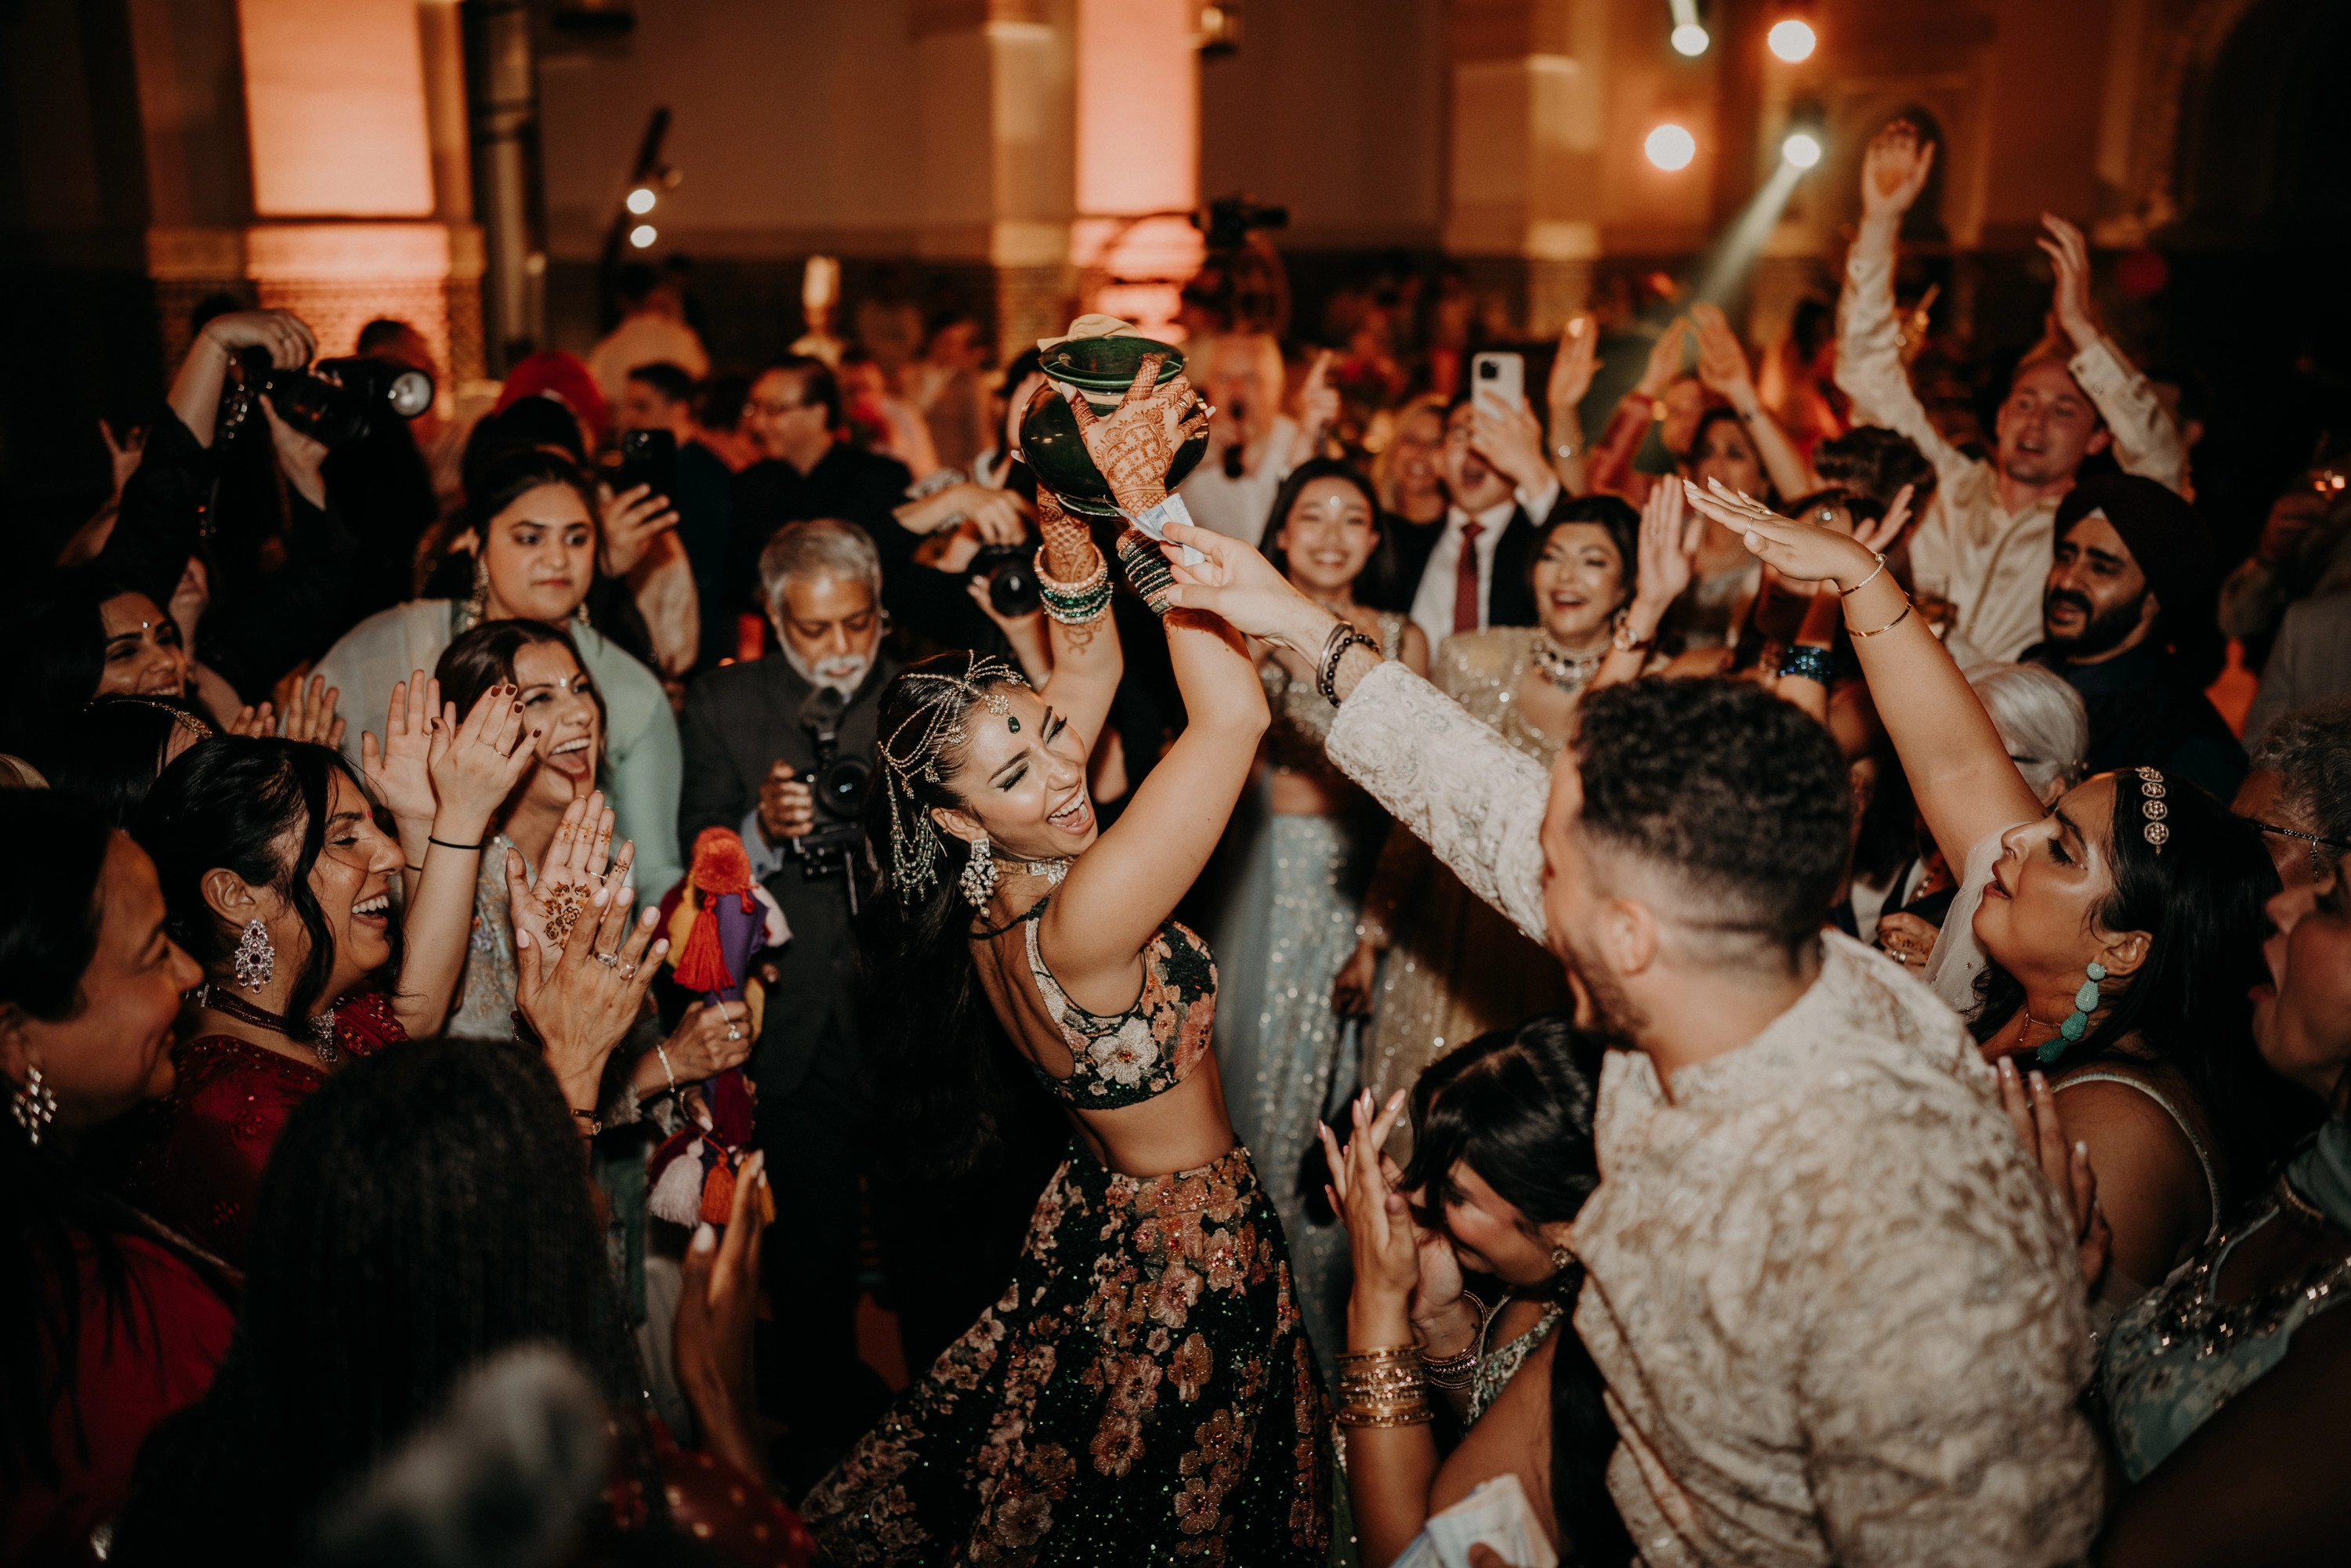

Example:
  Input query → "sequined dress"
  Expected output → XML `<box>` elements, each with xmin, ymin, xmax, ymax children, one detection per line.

<box><xmin>1208</xmin><ymin>610</ymin><xmax>1405</xmax><ymax>1375</ymax></box>
<box><xmin>1357</xmin><ymin>628</ymin><xmax>1575</xmax><ymax>1142</ymax></box>
<box><xmin>801</xmin><ymin>902</ymin><xmax>1331</xmax><ymax>1565</ymax></box>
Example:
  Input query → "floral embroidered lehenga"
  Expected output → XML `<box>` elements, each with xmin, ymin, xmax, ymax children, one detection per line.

<box><xmin>801</xmin><ymin>906</ymin><xmax>1330</xmax><ymax>1565</ymax></box>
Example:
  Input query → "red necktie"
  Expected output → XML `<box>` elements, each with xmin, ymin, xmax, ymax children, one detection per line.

<box><xmin>1453</xmin><ymin>520</ymin><xmax>1485</xmax><ymax>636</ymax></box>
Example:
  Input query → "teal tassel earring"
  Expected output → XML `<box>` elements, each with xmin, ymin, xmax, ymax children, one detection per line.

<box><xmin>2039</xmin><ymin>961</ymin><xmax>2106</xmax><ymax>1063</ymax></box>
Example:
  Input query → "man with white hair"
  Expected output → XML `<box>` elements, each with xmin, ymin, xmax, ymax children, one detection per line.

<box><xmin>676</xmin><ymin>516</ymin><xmax>893</xmax><ymax>1472</ymax></box>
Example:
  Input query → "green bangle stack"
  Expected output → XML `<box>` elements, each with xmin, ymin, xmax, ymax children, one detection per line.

<box><xmin>1034</xmin><ymin>545</ymin><xmax>1113</xmax><ymax>625</ymax></box>
<box><xmin>1115</xmin><ymin>529</ymin><xmax>1178</xmax><ymax>615</ymax></box>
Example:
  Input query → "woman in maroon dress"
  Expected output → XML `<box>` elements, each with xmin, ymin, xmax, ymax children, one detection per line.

<box><xmin>1</xmin><ymin>791</ymin><xmax>223</xmax><ymax>1566</ymax></box>
<box><xmin>128</xmin><ymin>688</ymin><xmax>537</xmax><ymax>1264</ymax></box>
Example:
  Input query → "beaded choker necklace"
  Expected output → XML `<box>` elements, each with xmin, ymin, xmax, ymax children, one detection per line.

<box><xmin>194</xmin><ymin>983</ymin><xmax>341</xmax><ymax>1066</ymax></box>
<box><xmin>1531</xmin><ymin>631</ymin><xmax>1606</xmax><ymax>693</ymax></box>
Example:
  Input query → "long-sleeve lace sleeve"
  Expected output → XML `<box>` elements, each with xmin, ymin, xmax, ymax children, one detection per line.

<box><xmin>1324</xmin><ymin>661</ymin><xmax>1551</xmax><ymax>949</ymax></box>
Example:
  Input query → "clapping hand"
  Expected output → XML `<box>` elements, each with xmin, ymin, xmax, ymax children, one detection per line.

<box><xmin>361</xmin><ymin>672</ymin><xmax>443</xmax><ymax>837</ymax></box>
<box><xmin>274</xmin><ymin>671</ymin><xmax>346</xmax><ymax>748</ymax></box>
<box><xmin>1318</xmin><ymin>1088</ymin><xmax>1465</xmax><ymax>1330</ymax></box>
<box><xmin>1690</xmin><ymin>302</ymin><xmax>1757</xmax><ymax>407</ymax></box>
<box><xmin>1996</xmin><ymin>1056</ymin><xmax>2112</xmax><ymax>1288</ymax></box>
<box><xmin>429</xmin><ymin>682</ymin><xmax>542</xmax><ymax>841</ymax></box>
<box><xmin>1854</xmin><ymin>483</ymin><xmax>1916</xmax><ymax>556</ymax></box>
<box><xmin>506</xmin><ymin>792</ymin><xmax>632</xmax><ymax>956</ymax></box>
<box><xmin>1636</xmin><ymin>317</ymin><xmax>1690</xmax><ymax>399</ymax></box>
<box><xmin>515</xmin><ymin>876</ymin><xmax>665</xmax><ymax>1108</ymax></box>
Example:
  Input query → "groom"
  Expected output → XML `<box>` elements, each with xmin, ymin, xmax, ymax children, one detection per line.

<box><xmin>1160</xmin><ymin>521</ymin><xmax>2102</xmax><ymax>1566</ymax></box>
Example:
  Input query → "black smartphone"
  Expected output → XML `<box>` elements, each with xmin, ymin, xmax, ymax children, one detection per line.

<box><xmin>614</xmin><ymin>428</ymin><xmax>678</xmax><ymax>500</ymax></box>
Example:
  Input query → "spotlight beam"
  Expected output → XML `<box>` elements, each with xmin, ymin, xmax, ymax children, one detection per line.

<box><xmin>1690</xmin><ymin>160</ymin><xmax>1806</xmax><ymax>306</ymax></box>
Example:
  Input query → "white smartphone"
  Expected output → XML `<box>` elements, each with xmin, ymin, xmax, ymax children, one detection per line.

<box><xmin>1471</xmin><ymin>350</ymin><xmax>1525</xmax><ymax>416</ymax></box>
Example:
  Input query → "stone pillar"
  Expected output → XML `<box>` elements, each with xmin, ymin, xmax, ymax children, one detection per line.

<box><xmin>1070</xmin><ymin>0</ymin><xmax>1201</xmax><ymax>339</ymax></box>
<box><xmin>910</xmin><ymin>0</ymin><xmax>1078</xmax><ymax>356</ymax></box>
<box><xmin>1443</xmin><ymin>0</ymin><xmax>1605</xmax><ymax>337</ymax></box>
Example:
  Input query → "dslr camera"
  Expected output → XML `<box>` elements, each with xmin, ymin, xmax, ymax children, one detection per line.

<box><xmin>786</xmin><ymin>686</ymin><xmax>872</xmax><ymax>912</ymax></box>
<box><xmin>970</xmin><ymin>542</ymin><xmax>1041</xmax><ymax>617</ymax></box>
<box><xmin>226</xmin><ymin>354</ymin><xmax>436</xmax><ymax>450</ymax></box>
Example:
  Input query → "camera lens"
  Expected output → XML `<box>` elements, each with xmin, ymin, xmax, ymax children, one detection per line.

<box><xmin>818</xmin><ymin>755</ymin><xmax>870</xmax><ymax>817</ymax></box>
<box><xmin>1479</xmin><ymin>360</ymin><xmax>1498</xmax><ymax>379</ymax></box>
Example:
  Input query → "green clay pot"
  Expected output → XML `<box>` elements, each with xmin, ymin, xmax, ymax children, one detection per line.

<box><xmin>1019</xmin><ymin>335</ymin><xmax>1208</xmax><ymax>518</ymax></box>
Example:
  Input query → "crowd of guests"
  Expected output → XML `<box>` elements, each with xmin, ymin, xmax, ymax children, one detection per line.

<box><xmin>4</xmin><ymin>116</ymin><xmax>2349</xmax><ymax>1566</ymax></box>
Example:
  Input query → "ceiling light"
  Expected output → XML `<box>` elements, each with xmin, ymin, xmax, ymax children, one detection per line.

<box><xmin>628</xmin><ymin>224</ymin><xmax>657</xmax><ymax>248</ymax></box>
<box><xmin>1646</xmin><ymin>124</ymin><xmax>1698</xmax><ymax>172</ymax></box>
<box><xmin>1671</xmin><ymin>23</ymin><xmax>1709</xmax><ymax>56</ymax></box>
<box><xmin>1767</xmin><ymin>19</ymin><xmax>1816</xmax><ymax>61</ymax></box>
<box><xmin>1780</xmin><ymin>132</ymin><xmax>1821</xmax><ymax>168</ymax></box>
<box><xmin>626</xmin><ymin>186</ymin><xmax>656</xmax><ymax>215</ymax></box>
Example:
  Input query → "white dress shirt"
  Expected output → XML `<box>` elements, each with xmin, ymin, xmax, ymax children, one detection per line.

<box><xmin>1176</xmin><ymin>415</ymin><xmax>1299</xmax><ymax>542</ymax></box>
<box><xmin>1836</xmin><ymin>247</ymin><xmax>2186</xmax><ymax>663</ymax></box>
<box><xmin>1408</xmin><ymin>480</ymin><xmax>1559</xmax><ymax>656</ymax></box>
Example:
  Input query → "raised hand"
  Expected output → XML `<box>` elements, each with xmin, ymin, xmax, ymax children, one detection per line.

<box><xmin>1549</xmin><ymin>313</ymin><xmax>1601</xmax><ymax>411</ymax></box>
<box><xmin>1853</xmin><ymin>482</ymin><xmax>1916</xmax><ymax>556</ymax></box>
<box><xmin>1683</xmin><ymin>476</ymin><xmax>1881</xmax><ymax>589</ymax></box>
<box><xmin>1860</xmin><ymin>119</ymin><xmax>1936</xmax><ymax>223</ymax></box>
<box><xmin>1317</xmin><ymin>1089</ymin><xmax>1424</xmax><ymax>1310</ymax></box>
<box><xmin>275</xmin><ymin>671</ymin><xmax>345</xmax><ymax>749</ymax></box>
<box><xmin>1469</xmin><ymin>392</ymin><xmax>1552</xmax><ymax>496</ymax></box>
<box><xmin>223</xmin><ymin>702</ymin><xmax>275</xmax><ymax>740</ymax></box>
<box><xmin>1637</xmin><ymin>317</ymin><xmax>1690</xmax><ymax>399</ymax></box>
<box><xmin>505</xmin><ymin>793</ymin><xmax>632</xmax><ymax>955</ymax></box>
<box><xmin>1690</xmin><ymin>302</ymin><xmax>1756</xmax><ymax>406</ymax></box>
<box><xmin>600</xmin><ymin>482</ymin><xmax>680</xmax><ymax>577</ymax></box>
<box><xmin>1067</xmin><ymin>352</ymin><xmax>1210</xmax><ymax>513</ymax></box>
<box><xmin>101</xmin><ymin>418</ymin><xmax>149</xmax><ymax>499</ymax></box>
<box><xmin>516</xmin><ymin>880</ymin><xmax>665</xmax><ymax>1113</ymax></box>
<box><xmin>1996</xmin><ymin>1056</ymin><xmax>2112</xmax><ymax>1288</ymax></box>
<box><xmin>2038</xmin><ymin>214</ymin><xmax>2102</xmax><ymax>353</ymax></box>
<box><xmin>1633</xmin><ymin>473</ymin><xmax>1704</xmax><ymax>616</ymax></box>
<box><xmin>361</xmin><ymin>673</ymin><xmax>442</xmax><ymax>835</ymax></box>
<box><xmin>675</xmin><ymin>1148</ymin><xmax>770</xmax><ymax>1483</ymax></box>
<box><xmin>431</xmin><ymin>682</ymin><xmax>541</xmax><ymax>840</ymax></box>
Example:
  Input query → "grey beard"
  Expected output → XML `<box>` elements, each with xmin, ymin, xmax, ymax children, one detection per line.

<box><xmin>781</xmin><ymin>643</ymin><xmax>871</xmax><ymax>696</ymax></box>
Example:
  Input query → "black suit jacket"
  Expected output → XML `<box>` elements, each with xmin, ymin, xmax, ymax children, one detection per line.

<box><xmin>1371</xmin><ymin>507</ymin><xmax>1541</xmax><ymax>628</ymax></box>
<box><xmin>678</xmin><ymin>652</ymin><xmax>894</xmax><ymax>1098</ymax></box>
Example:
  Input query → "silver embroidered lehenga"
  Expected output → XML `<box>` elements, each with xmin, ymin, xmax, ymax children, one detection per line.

<box><xmin>1357</xmin><ymin>628</ymin><xmax>1577</xmax><ymax>1146</ymax></box>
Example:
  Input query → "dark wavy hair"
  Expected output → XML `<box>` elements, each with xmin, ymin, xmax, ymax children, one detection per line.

<box><xmin>0</xmin><ymin>791</ymin><xmax>143</xmax><ymax>1493</ymax></box>
<box><xmin>1258</xmin><ymin>458</ymin><xmax>1405</xmax><ymax>607</ymax></box>
<box><xmin>462</xmin><ymin>444</ymin><xmax>601</xmax><ymax>543</ymax></box>
<box><xmin>1400</xmin><ymin>1017</ymin><xmax>1631</xmax><ymax>1568</ymax></box>
<box><xmin>0</xmin><ymin>567</ymin><xmax>194</xmax><ymax>775</ymax></box>
<box><xmin>46</xmin><ymin>692</ymin><xmax>219</xmax><ymax>826</ymax></box>
<box><xmin>1969</xmin><ymin>771</ymin><xmax>2288</xmax><ymax>1183</ymax></box>
<box><xmin>435</xmin><ymin>619</ymin><xmax>607</xmax><ymax>802</ymax></box>
<box><xmin>859</xmin><ymin>652</ymin><xmax>1042</xmax><ymax>1176</ymax></box>
<box><xmin>1528</xmin><ymin>492</ymin><xmax>1641</xmax><ymax>613</ymax></box>
<box><xmin>112</xmin><ymin>1037</ymin><xmax>652</xmax><ymax>1565</ymax></box>
<box><xmin>1573</xmin><ymin>678</ymin><xmax>1853</xmax><ymax>964</ymax></box>
<box><xmin>132</xmin><ymin>737</ymin><xmax>401</xmax><ymax>1023</ymax></box>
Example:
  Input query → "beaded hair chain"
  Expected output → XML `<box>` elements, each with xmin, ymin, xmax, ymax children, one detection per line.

<box><xmin>876</xmin><ymin>651</ymin><xmax>1028</xmax><ymax>894</ymax></box>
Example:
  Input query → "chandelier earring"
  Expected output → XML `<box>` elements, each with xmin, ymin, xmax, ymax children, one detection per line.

<box><xmin>233</xmin><ymin>918</ymin><xmax>276</xmax><ymax>991</ymax></box>
<box><xmin>464</xmin><ymin>549</ymin><xmax>491</xmax><ymax>630</ymax></box>
<box><xmin>959</xmin><ymin>832</ymin><xmax>1000</xmax><ymax>908</ymax></box>
<box><xmin>10</xmin><ymin>1065</ymin><xmax>58</xmax><ymax>1146</ymax></box>
<box><xmin>1550</xmin><ymin>1242</ymin><xmax>1574</xmax><ymax>1270</ymax></box>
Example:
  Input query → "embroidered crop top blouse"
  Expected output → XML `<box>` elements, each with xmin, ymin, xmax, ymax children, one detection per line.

<box><xmin>1020</xmin><ymin>898</ymin><xmax>1218</xmax><ymax>1108</ymax></box>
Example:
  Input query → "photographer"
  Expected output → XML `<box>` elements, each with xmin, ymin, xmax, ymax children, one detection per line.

<box><xmin>676</xmin><ymin>518</ymin><xmax>894</xmax><ymax>1475</ymax></box>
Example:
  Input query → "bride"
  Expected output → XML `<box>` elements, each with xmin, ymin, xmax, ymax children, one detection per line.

<box><xmin>802</xmin><ymin>353</ymin><xmax>1330</xmax><ymax>1563</ymax></box>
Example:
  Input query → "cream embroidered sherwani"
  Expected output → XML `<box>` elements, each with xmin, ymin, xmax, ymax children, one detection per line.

<box><xmin>1325</xmin><ymin>661</ymin><xmax>2105</xmax><ymax>1566</ymax></box>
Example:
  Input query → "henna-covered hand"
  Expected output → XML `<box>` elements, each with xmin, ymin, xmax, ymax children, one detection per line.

<box><xmin>1067</xmin><ymin>353</ymin><xmax>1210</xmax><ymax>514</ymax></box>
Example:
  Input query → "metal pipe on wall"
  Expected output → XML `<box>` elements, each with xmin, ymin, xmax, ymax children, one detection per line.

<box><xmin>462</xmin><ymin>0</ymin><xmax>545</xmax><ymax>374</ymax></box>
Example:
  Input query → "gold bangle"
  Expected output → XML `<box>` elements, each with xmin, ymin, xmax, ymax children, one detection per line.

<box><xmin>1834</xmin><ymin>552</ymin><xmax>1889</xmax><ymax>597</ymax></box>
<box><xmin>1846</xmin><ymin>597</ymin><xmax>1914</xmax><ymax>639</ymax></box>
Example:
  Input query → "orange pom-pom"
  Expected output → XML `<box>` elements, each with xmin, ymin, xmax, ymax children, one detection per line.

<box><xmin>689</xmin><ymin>827</ymin><xmax>756</xmax><ymax>896</ymax></box>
